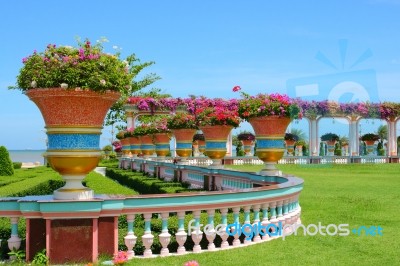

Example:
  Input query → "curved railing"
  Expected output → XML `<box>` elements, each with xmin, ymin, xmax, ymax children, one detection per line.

<box><xmin>0</xmin><ymin>159</ymin><xmax>303</xmax><ymax>260</ymax></box>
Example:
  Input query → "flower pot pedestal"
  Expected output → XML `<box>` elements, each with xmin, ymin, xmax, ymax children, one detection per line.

<box><xmin>295</xmin><ymin>145</ymin><xmax>303</xmax><ymax>156</ymax></box>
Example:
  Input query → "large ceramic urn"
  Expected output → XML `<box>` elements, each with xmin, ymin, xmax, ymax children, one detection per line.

<box><xmin>26</xmin><ymin>88</ymin><xmax>120</xmax><ymax>200</ymax></box>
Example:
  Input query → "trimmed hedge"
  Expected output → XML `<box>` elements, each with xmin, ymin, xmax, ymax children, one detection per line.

<box><xmin>105</xmin><ymin>168</ymin><xmax>200</xmax><ymax>194</ymax></box>
<box><xmin>83</xmin><ymin>172</ymin><xmax>138</xmax><ymax>195</ymax></box>
<box><xmin>0</xmin><ymin>146</ymin><xmax>14</xmax><ymax>176</ymax></box>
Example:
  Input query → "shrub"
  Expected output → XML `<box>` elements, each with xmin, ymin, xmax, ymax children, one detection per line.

<box><xmin>321</xmin><ymin>133</ymin><xmax>340</xmax><ymax>142</ymax></box>
<box><xmin>13</xmin><ymin>162</ymin><xmax>22</xmax><ymax>169</ymax></box>
<box><xmin>0</xmin><ymin>146</ymin><xmax>14</xmax><ymax>176</ymax></box>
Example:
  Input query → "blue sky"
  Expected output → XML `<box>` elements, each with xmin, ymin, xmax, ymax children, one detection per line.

<box><xmin>1</xmin><ymin>0</ymin><xmax>399</xmax><ymax>149</ymax></box>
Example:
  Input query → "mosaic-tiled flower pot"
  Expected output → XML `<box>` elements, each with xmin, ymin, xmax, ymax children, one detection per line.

<box><xmin>127</xmin><ymin>136</ymin><xmax>141</xmax><ymax>157</ymax></box>
<box><xmin>26</xmin><ymin>88</ymin><xmax>120</xmax><ymax>200</ymax></box>
<box><xmin>199</xmin><ymin>125</ymin><xmax>233</xmax><ymax>168</ymax></box>
<box><xmin>249</xmin><ymin>116</ymin><xmax>291</xmax><ymax>175</ymax></box>
<box><xmin>140</xmin><ymin>135</ymin><xmax>155</xmax><ymax>158</ymax></box>
<box><xmin>172</xmin><ymin>129</ymin><xmax>196</xmax><ymax>158</ymax></box>
<box><xmin>364</xmin><ymin>140</ymin><xmax>376</xmax><ymax>156</ymax></box>
<box><xmin>241</xmin><ymin>140</ymin><xmax>254</xmax><ymax>156</ymax></box>
<box><xmin>326</xmin><ymin>140</ymin><xmax>336</xmax><ymax>156</ymax></box>
<box><xmin>284</xmin><ymin>140</ymin><xmax>296</xmax><ymax>156</ymax></box>
<box><xmin>120</xmin><ymin>138</ymin><xmax>131</xmax><ymax>157</ymax></box>
<box><xmin>153</xmin><ymin>133</ymin><xmax>171</xmax><ymax>158</ymax></box>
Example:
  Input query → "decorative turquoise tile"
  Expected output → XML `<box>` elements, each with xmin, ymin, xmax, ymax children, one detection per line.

<box><xmin>47</xmin><ymin>134</ymin><xmax>99</xmax><ymax>150</ymax></box>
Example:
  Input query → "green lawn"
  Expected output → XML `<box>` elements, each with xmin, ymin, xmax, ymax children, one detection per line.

<box><xmin>124</xmin><ymin>163</ymin><xmax>400</xmax><ymax>266</ymax></box>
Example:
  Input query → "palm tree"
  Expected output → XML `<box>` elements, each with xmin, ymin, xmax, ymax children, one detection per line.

<box><xmin>376</xmin><ymin>125</ymin><xmax>388</xmax><ymax>141</ymax></box>
<box><xmin>290</xmin><ymin>128</ymin><xmax>307</xmax><ymax>141</ymax></box>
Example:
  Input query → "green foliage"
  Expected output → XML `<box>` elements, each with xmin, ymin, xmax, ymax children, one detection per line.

<box><xmin>361</xmin><ymin>133</ymin><xmax>380</xmax><ymax>141</ymax></box>
<box><xmin>105</xmin><ymin>167</ymin><xmax>201</xmax><ymax>194</ymax></box>
<box><xmin>102</xmin><ymin>145</ymin><xmax>113</xmax><ymax>151</ymax></box>
<box><xmin>12</xmin><ymin>162</ymin><xmax>22</xmax><ymax>169</ymax></box>
<box><xmin>8</xmin><ymin>248</ymin><xmax>26</xmax><ymax>263</ymax></box>
<box><xmin>0</xmin><ymin>146</ymin><xmax>14</xmax><ymax>176</ymax></box>
<box><xmin>320</xmin><ymin>133</ymin><xmax>339</xmax><ymax>141</ymax></box>
<box><xmin>290</xmin><ymin>128</ymin><xmax>307</xmax><ymax>141</ymax></box>
<box><xmin>334</xmin><ymin>147</ymin><xmax>342</xmax><ymax>156</ymax></box>
<box><xmin>0</xmin><ymin>167</ymin><xmax>64</xmax><ymax>197</ymax></box>
<box><xmin>32</xmin><ymin>249</ymin><xmax>48</xmax><ymax>265</ymax></box>
<box><xmin>319</xmin><ymin>142</ymin><xmax>325</xmax><ymax>156</ymax></box>
<box><xmin>12</xmin><ymin>38</ymin><xmax>135</xmax><ymax>93</ymax></box>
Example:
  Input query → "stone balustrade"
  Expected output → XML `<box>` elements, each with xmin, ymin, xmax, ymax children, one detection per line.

<box><xmin>0</xmin><ymin>159</ymin><xmax>303</xmax><ymax>261</ymax></box>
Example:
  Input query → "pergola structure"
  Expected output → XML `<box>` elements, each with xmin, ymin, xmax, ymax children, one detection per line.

<box><xmin>305</xmin><ymin>114</ymin><xmax>399</xmax><ymax>156</ymax></box>
<box><xmin>123</xmin><ymin>102</ymin><xmax>399</xmax><ymax>158</ymax></box>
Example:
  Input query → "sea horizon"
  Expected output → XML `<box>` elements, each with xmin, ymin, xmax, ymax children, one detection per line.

<box><xmin>8</xmin><ymin>150</ymin><xmax>46</xmax><ymax>164</ymax></box>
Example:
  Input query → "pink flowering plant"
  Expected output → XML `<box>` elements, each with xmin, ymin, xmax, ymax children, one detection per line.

<box><xmin>184</xmin><ymin>260</ymin><xmax>200</xmax><ymax>266</ymax></box>
<box><xmin>167</xmin><ymin>113</ymin><xmax>198</xmax><ymax>129</ymax></box>
<box><xmin>182</xmin><ymin>96</ymin><xmax>240</xmax><ymax>127</ymax></box>
<box><xmin>133</xmin><ymin>119</ymin><xmax>170</xmax><ymax>136</ymax></box>
<box><xmin>12</xmin><ymin>38</ymin><xmax>135</xmax><ymax>93</ymax></box>
<box><xmin>380</xmin><ymin>102</ymin><xmax>400</xmax><ymax>120</ymax></box>
<box><xmin>127</xmin><ymin>96</ymin><xmax>182</xmax><ymax>112</ymax></box>
<box><xmin>133</xmin><ymin>124</ymin><xmax>159</xmax><ymax>136</ymax></box>
<box><xmin>237</xmin><ymin>131</ymin><xmax>256</xmax><ymax>141</ymax></box>
<box><xmin>113</xmin><ymin>251</ymin><xmax>128</xmax><ymax>265</ymax></box>
<box><xmin>234</xmin><ymin>86</ymin><xmax>302</xmax><ymax>121</ymax></box>
<box><xmin>112</xmin><ymin>140</ymin><xmax>122</xmax><ymax>152</ymax></box>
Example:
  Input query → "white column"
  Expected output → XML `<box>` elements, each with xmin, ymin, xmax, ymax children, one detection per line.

<box><xmin>308</xmin><ymin>117</ymin><xmax>319</xmax><ymax>156</ymax></box>
<box><xmin>226</xmin><ymin>131</ymin><xmax>233</xmax><ymax>156</ymax></box>
<box><xmin>126</xmin><ymin>112</ymin><xmax>134</xmax><ymax>129</ymax></box>
<box><xmin>387</xmin><ymin>119</ymin><xmax>398</xmax><ymax>156</ymax></box>
<box><xmin>348</xmin><ymin>116</ymin><xmax>360</xmax><ymax>156</ymax></box>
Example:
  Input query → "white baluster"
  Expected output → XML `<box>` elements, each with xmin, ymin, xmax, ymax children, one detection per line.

<box><xmin>175</xmin><ymin>211</ymin><xmax>187</xmax><ymax>254</ymax></box>
<box><xmin>7</xmin><ymin>217</ymin><xmax>21</xmax><ymax>256</ymax></box>
<box><xmin>252</xmin><ymin>204</ymin><xmax>261</xmax><ymax>242</ymax></box>
<box><xmin>269</xmin><ymin>202</ymin><xmax>279</xmax><ymax>238</ymax></box>
<box><xmin>232</xmin><ymin>207</ymin><xmax>241</xmax><ymax>246</ymax></box>
<box><xmin>261</xmin><ymin>203</ymin><xmax>270</xmax><ymax>240</ymax></box>
<box><xmin>243</xmin><ymin>206</ymin><xmax>252</xmax><ymax>245</ymax></box>
<box><xmin>159</xmin><ymin>212</ymin><xmax>171</xmax><ymax>256</ymax></box>
<box><xmin>191</xmin><ymin>210</ymin><xmax>203</xmax><ymax>253</ymax></box>
<box><xmin>206</xmin><ymin>209</ymin><xmax>216</xmax><ymax>251</ymax></box>
<box><xmin>142</xmin><ymin>213</ymin><xmax>154</xmax><ymax>257</ymax></box>
<box><xmin>124</xmin><ymin>214</ymin><xmax>137</xmax><ymax>258</ymax></box>
<box><xmin>219</xmin><ymin>208</ymin><xmax>230</xmax><ymax>249</ymax></box>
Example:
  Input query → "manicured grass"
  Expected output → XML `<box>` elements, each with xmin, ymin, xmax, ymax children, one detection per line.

<box><xmin>124</xmin><ymin>163</ymin><xmax>400</xmax><ymax>266</ymax></box>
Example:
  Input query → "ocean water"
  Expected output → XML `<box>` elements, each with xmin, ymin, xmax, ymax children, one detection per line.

<box><xmin>8</xmin><ymin>150</ymin><xmax>46</xmax><ymax>164</ymax></box>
